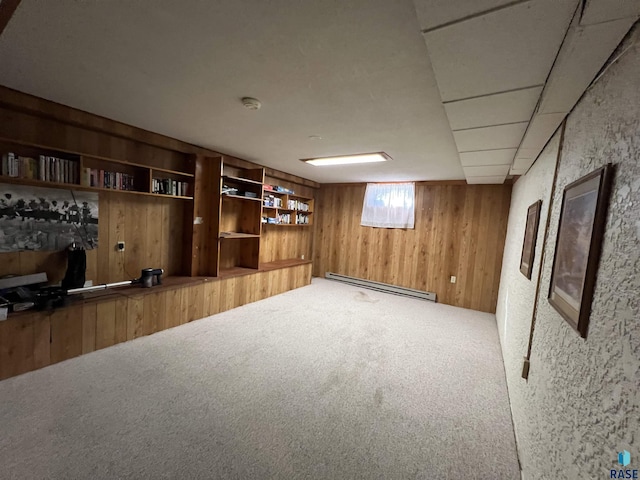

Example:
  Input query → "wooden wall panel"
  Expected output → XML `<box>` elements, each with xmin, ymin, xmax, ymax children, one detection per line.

<box><xmin>165</xmin><ymin>288</ymin><xmax>184</xmax><ymax>329</ymax></box>
<box><xmin>203</xmin><ymin>280</ymin><xmax>221</xmax><ymax>317</ymax></box>
<box><xmin>114</xmin><ymin>297</ymin><xmax>128</xmax><ymax>344</ymax></box>
<box><xmin>81</xmin><ymin>303</ymin><xmax>97</xmax><ymax>354</ymax></box>
<box><xmin>0</xmin><ymin>191</ymin><xmax>189</xmax><ymax>284</ymax></box>
<box><xmin>260</xmin><ymin>227</ymin><xmax>313</xmax><ymax>264</ymax></box>
<box><xmin>50</xmin><ymin>304</ymin><xmax>83</xmax><ymax>364</ymax></box>
<box><xmin>190</xmin><ymin>155</ymin><xmax>221</xmax><ymax>276</ymax></box>
<box><xmin>0</xmin><ymin>311</ymin><xmax>49</xmax><ymax>380</ymax></box>
<box><xmin>127</xmin><ymin>296</ymin><xmax>145</xmax><ymax>340</ymax></box>
<box><xmin>142</xmin><ymin>292</ymin><xmax>167</xmax><ymax>335</ymax></box>
<box><xmin>313</xmin><ymin>184</ymin><xmax>511</xmax><ymax>313</ymax></box>
<box><xmin>185</xmin><ymin>284</ymin><xmax>205</xmax><ymax>323</ymax></box>
<box><xmin>95</xmin><ymin>300</ymin><xmax>117</xmax><ymax>350</ymax></box>
<box><xmin>0</xmin><ymin>106</ymin><xmax>188</xmax><ymax>171</ymax></box>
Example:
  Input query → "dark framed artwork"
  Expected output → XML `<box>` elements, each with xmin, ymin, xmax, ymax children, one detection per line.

<box><xmin>548</xmin><ymin>164</ymin><xmax>613</xmax><ymax>338</ymax></box>
<box><xmin>520</xmin><ymin>200</ymin><xmax>542</xmax><ymax>279</ymax></box>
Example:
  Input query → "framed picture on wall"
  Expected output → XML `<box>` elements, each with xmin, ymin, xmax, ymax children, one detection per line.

<box><xmin>519</xmin><ymin>200</ymin><xmax>542</xmax><ymax>279</ymax></box>
<box><xmin>548</xmin><ymin>164</ymin><xmax>613</xmax><ymax>338</ymax></box>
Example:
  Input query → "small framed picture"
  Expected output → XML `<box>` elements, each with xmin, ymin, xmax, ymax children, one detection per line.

<box><xmin>548</xmin><ymin>164</ymin><xmax>613</xmax><ymax>338</ymax></box>
<box><xmin>520</xmin><ymin>200</ymin><xmax>542</xmax><ymax>279</ymax></box>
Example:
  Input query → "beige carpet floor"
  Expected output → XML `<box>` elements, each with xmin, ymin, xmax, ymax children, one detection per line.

<box><xmin>0</xmin><ymin>278</ymin><xmax>520</xmax><ymax>479</ymax></box>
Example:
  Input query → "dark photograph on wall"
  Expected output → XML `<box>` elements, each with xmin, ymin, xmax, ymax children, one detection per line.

<box><xmin>0</xmin><ymin>184</ymin><xmax>98</xmax><ymax>252</ymax></box>
<box><xmin>520</xmin><ymin>200</ymin><xmax>542</xmax><ymax>279</ymax></box>
<box><xmin>548</xmin><ymin>164</ymin><xmax>612</xmax><ymax>338</ymax></box>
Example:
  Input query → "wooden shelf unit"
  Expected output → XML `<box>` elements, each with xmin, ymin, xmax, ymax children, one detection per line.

<box><xmin>217</xmin><ymin>162</ymin><xmax>265</xmax><ymax>275</ymax></box>
<box><xmin>0</xmin><ymin>139</ymin><xmax>194</xmax><ymax>199</ymax></box>
<box><xmin>262</xmin><ymin>190</ymin><xmax>314</xmax><ymax>226</ymax></box>
<box><xmin>189</xmin><ymin>156</ymin><xmax>317</xmax><ymax>277</ymax></box>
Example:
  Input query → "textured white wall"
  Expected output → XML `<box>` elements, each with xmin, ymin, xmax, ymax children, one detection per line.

<box><xmin>497</xmin><ymin>31</ymin><xmax>640</xmax><ymax>479</ymax></box>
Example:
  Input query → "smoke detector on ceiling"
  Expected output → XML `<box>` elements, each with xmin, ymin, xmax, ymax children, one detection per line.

<box><xmin>242</xmin><ymin>97</ymin><xmax>261</xmax><ymax>110</ymax></box>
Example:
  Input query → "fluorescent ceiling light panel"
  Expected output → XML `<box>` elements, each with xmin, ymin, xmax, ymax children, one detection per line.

<box><xmin>302</xmin><ymin>152</ymin><xmax>389</xmax><ymax>166</ymax></box>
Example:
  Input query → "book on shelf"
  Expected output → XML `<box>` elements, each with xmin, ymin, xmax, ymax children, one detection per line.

<box><xmin>38</xmin><ymin>155</ymin><xmax>45</xmax><ymax>181</ymax></box>
<box><xmin>287</xmin><ymin>199</ymin><xmax>309</xmax><ymax>211</ymax></box>
<box><xmin>1</xmin><ymin>151</ymin><xmax>79</xmax><ymax>184</ymax></box>
<box><xmin>277</xmin><ymin>212</ymin><xmax>291</xmax><ymax>224</ymax></box>
<box><xmin>86</xmin><ymin>168</ymin><xmax>135</xmax><ymax>191</ymax></box>
<box><xmin>274</xmin><ymin>185</ymin><xmax>294</xmax><ymax>194</ymax></box>
<box><xmin>152</xmin><ymin>178</ymin><xmax>189</xmax><ymax>197</ymax></box>
<box><xmin>263</xmin><ymin>194</ymin><xmax>283</xmax><ymax>208</ymax></box>
<box><xmin>296</xmin><ymin>213</ymin><xmax>309</xmax><ymax>224</ymax></box>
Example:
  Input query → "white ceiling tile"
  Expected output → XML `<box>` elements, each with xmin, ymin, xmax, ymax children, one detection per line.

<box><xmin>513</xmin><ymin>157</ymin><xmax>534</xmax><ymax>170</ymax></box>
<box><xmin>514</xmin><ymin>148</ymin><xmax>539</xmax><ymax>159</ymax></box>
<box><xmin>453</xmin><ymin>122</ymin><xmax>528</xmax><ymax>152</ymax></box>
<box><xmin>520</xmin><ymin>113</ymin><xmax>565</xmax><ymax>150</ymax></box>
<box><xmin>538</xmin><ymin>17</ymin><xmax>636</xmax><ymax>115</ymax></box>
<box><xmin>580</xmin><ymin>0</ymin><xmax>640</xmax><ymax>25</ymax></box>
<box><xmin>466</xmin><ymin>175</ymin><xmax>507</xmax><ymax>184</ymax></box>
<box><xmin>459</xmin><ymin>148</ymin><xmax>516</xmax><ymax>166</ymax></box>
<box><xmin>413</xmin><ymin>0</ymin><xmax>517</xmax><ymax>31</ymax></box>
<box><xmin>463</xmin><ymin>165</ymin><xmax>510</xmax><ymax>176</ymax></box>
<box><xmin>423</xmin><ymin>0</ymin><xmax>577</xmax><ymax>101</ymax></box>
<box><xmin>444</xmin><ymin>86</ymin><xmax>542</xmax><ymax>130</ymax></box>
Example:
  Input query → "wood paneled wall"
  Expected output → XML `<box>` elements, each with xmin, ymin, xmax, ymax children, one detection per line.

<box><xmin>313</xmin><ymin>183</ymin><xmax>512</xmax><ymax>313</ymax></box>
<box><xmin>189</xmin><ymin>155</ymin><xmax>221</xmax><ymax>276</ymax></box>
<box><xmin>0</xmin><ymin>192</ymin><xmax>189</xmax><ymax>284</ymax></box>
<box><xmin>0</xmin><ymin>106</ymin><xmax>188</xmax><ymax>171</ymax></box>
<box><xmin>96</xmin><ymin>192</ymin><xmax>188</xmax><ymax>283</ymax></box>
<box><xmin>0</xmin><ymin>263</ymin><xmax>312</xmax><ymax>380</ymax></box>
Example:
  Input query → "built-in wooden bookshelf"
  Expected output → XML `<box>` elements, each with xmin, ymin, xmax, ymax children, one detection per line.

<box><xmin>262</xmin><ymin>190</ymin><xmax>314</xmax><ymax>226</ymax></box>
<box><xmin>218</xmin><ymin>163</ymin><xmax>265</xmax><ymax>274</ymax></box>
<box><xmin>0</xmin><ymin>139</ymin><xmax>194</xmax><ymax>199</ymax></box>
<box><xmin>189</xmin><ymin>155</ymin><xmax>316</xmax><ymax>277</ymax></box>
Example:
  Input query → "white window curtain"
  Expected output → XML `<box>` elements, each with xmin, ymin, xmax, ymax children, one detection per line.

<box><xmin>360</xmin><ymin>182</ymin><xmax>415</xmax><ymax>229</ymax></box>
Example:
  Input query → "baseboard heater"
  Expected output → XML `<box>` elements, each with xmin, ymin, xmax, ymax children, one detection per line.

<box><xmin>325</xmin><ymin>272</ymin><xmax>436</xmax><ymax>302</ymax></box>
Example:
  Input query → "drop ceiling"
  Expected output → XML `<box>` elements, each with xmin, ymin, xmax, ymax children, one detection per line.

<box><xmin>0</xmin><ymin>0</ymin><xmax>637</xmax><ymax>184</ymax></box>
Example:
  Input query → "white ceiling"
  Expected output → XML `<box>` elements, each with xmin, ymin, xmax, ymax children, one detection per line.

<box><xmin>0</xmin><ymin>0</ymin><xmax>637</xmax><ymax>184</ymax></box>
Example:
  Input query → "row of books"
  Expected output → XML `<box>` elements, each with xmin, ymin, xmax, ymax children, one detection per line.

<box><xmin>262</xmin><ymin>213</ymin><xmax>292</xmax><ymax>224</ymax></box>
<box><xmin>261</xmin><ymin>212</ymin><xmax>310</xmax><ymax>225</ymax></box>
<box><xmin>1</xmin><ymin>151</ymin><xmax>192</xmax><ymax>198</ymax></box>
<box><xmin>153</xmin><ymin>178</ymin><xmax>190</xmax><ymax>197</ymax></box>
<box><xmin>279</xmin><ymin>213</ymin><xmax>292</xmax><ymax>224</ymax></box>
<box><xmin>287</xmin><ymin>199</ymin><xmax>310</xmax><ymax>211</ymax></box>
<box><xmin>81</xmin><ymin>168</ymin><xmax>136</xmax><ymax>191</ymax></box>
<box><xmin>263</xmin><ymin>194</ymin><xmax>283</xmax><ymax>208</ymax></box>
<box><xmin>296</xmin><ymin>213</ymin><xmax>310</xmax><ymax>224</ymax></box>
<box><xmin>1</xmin><ymin>152</ymin><xmax>79</xmax><ymax>184</ymax></box>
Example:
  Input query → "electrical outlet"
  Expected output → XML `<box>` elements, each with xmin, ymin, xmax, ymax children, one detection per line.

<box><xmin>301</xmin><ymin>254</ymin><xmax>305</xmax><ymax>260</ymax></box>
<box><xmin>450</xmin><ymin>275</ymin><xmax>456</xmax><ymax>283</ymax></box>
<box><xmin>117</xmin><ymin>241</ymin><xmax>125</xmax><ymax>252</ymax></box>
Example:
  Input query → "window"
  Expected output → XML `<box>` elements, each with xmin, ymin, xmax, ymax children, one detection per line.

<box><xmin>360</xmin><ymin>182</ymin><xmax>415</xmax><ymax>229</ymax></box>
